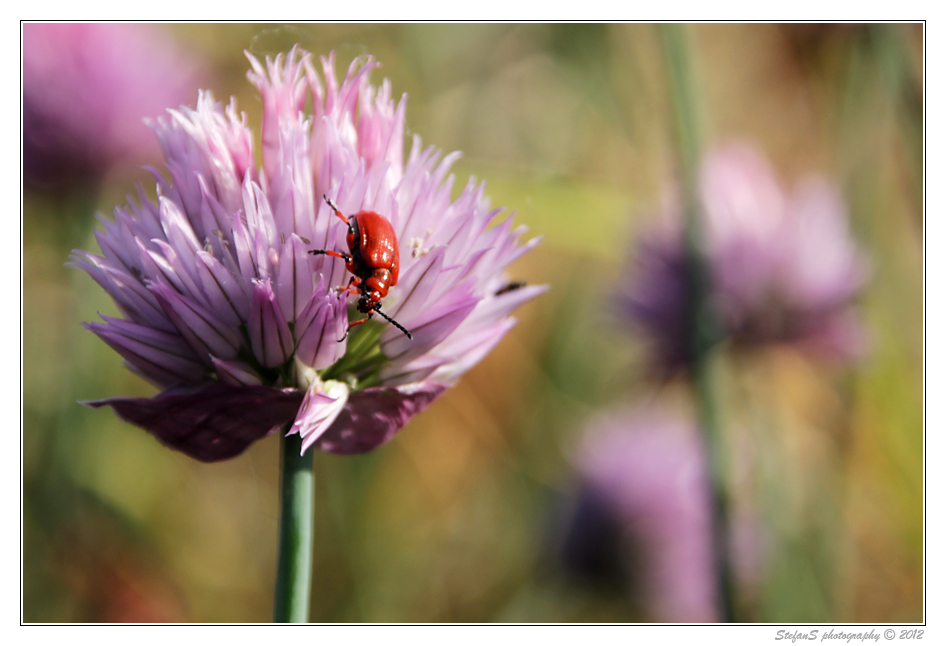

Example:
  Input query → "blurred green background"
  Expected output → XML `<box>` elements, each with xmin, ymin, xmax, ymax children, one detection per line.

<box><xmin>22</xmin><ymin>23</ymin><xmax>922</xmax><ymax>622</ymax></box>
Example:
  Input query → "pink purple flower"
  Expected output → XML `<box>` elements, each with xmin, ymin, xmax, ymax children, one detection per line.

<box><xmin>562</xmin><ymin>406</ymin><xmax>718</xmax><ymax>622</ymax></box>
<box><xmin>23</xmin><ymin>23</ymin><xmax>201</xmax><ymax>190</ymax></box>
<box><xmin>74</xmin><ymin>48</ymin><xmax>544</xmax><ymax>461</ymax></box>
<box><xmin>621</xmin><ymin>142</ymin><xmax>868</xmax><ymax>369</ymax></box>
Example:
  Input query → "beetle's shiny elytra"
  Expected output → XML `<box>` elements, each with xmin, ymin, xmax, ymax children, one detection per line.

<box><xmin>309</xmin><ymin>195</ymin><xmax>412</xmax><ymax>340</ymax></box>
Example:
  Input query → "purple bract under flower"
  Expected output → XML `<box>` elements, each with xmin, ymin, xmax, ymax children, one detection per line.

<box><xmin>23</xmin><ymin>23</ymin><xmax>201</xmax><ymax>189</ymax></box>
<box><xmin>621</xmin><ymin>143</ymin><xmax>868</xmax><ymax>370</ymax></box>
<box><xmin>73</xmin><ymin>48</ymin><xmax>544</xmax><ymax>461</ymax></box>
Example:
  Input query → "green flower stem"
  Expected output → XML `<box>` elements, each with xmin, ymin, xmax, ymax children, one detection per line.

<box><xmin>659</xmin><ymin>22</ymin><xmax>737</xmax><ymax>623</ymax></box>
<box><xmin>274</xmin><ymin>430</ymin><xmax>314</xmax><ymax>623</ymax></box>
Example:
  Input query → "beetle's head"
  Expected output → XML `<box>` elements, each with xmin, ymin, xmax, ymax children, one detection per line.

<box><xmin>357</xmin><ymin>289</ymin><xmax>382</xmax><ymax>314</ymax></box>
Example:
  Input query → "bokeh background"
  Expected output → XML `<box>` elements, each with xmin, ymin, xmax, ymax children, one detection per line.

<box><xmin>22</xmin><ymin>23</ymin><xmax>922</xmax><ymax>623</ymax></box>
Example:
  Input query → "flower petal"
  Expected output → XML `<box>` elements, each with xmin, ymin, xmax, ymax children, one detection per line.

<box><xmin>230</xmin><ymin>210</ymin><xmax>258</xmax><ymax>285</ymax></box>
<box><xmin>246</xmin><ymin>47</ymin><xmax>309</xmax><ymax>174</ymax></box>
<box><xmin>384</xmin><ymin>245</ymin><xmax>445</xmax><ymax>322</ymax></box>
<box><xmin>248</xmin><ymin>279</ymin><xmax>295</xmax><ymax>367</ymax></box>
<box><xmin>419</xmin><ymin>318</ymin><xmax>518</xmax><ymax>386</ymax></box>
<box><xmin>275</xmin><ymin>233</ymin><xmax>317</xmax><ymax>322</ymax></box>
<box><xmin>86</xmin><ymin>317</ymin><xmax>207</xmax><ymax>387</ymax></box>
<box><xmin>289</xmin><ymin>379</ymin><xmax>350</xmax><ymax>454</ymax></box>
<box><xmin>194</xmin><ymin>250</ymin><xmax>250</xmax><ymax>324</ymax></box>
<box><xmin>294</xmin><ymin>284</ymin><xmax>347</xmax><ymax>369</ymax></box>
<box><xmin>211</xmin><ymin>357</ymin><xmax>264</xmax><ymax>387</ymax></box>
<box><xmin>150</xmin><ymin>282</ymin><xmax>243</xmax><ymax>362</ymax></box>
<box><xmin>158</xmin><ymin>196</ymin><xmax>202</xmax><ymax>259</ymax></box>
<box><xmin>381</xmin><ymin>292</ymin><xmax>479</xmax><ymax>365</ymax></box>
<box><xmin>84</xmin><ymin>384</ymin><xmax>304</xmax><ymax>462</ymax></box>
<box><xmin>313</xmin><ymin>382</ymin><xmax>446</xmax><ymax>454</ymax></box>
<box><xmin>70</xmin><ymin>251</ymin><xmax>173</xmax><ymax>331</ymax></box>
<box><xmin>778</xmin><ymin>178</ymin><xmax>867</xmax><ymax>309</ymax></box>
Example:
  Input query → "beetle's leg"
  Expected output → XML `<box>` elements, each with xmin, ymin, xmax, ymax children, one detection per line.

<box><xmin>348</xmin><ymin>315</ymin><xmax>372</xmax><ymax>329</ymax></box>
<box><xmin>338</xmin><ymin>312</ymin><xmax>372</xmax><ymax>342</ymax></box>
<box><xmin>323</xmin><ymin>194</ymin><xmax>350</xmax><ymax>226</ymax></box>
<box><xmin>342</xmin><ymin>276</ymin><xmax>361</xmax><ymax>296</ymax></box>
<box><xmin>309</xmin><ymin>248</ymin><xmax>353</xmax><ymax>263</ymax></box>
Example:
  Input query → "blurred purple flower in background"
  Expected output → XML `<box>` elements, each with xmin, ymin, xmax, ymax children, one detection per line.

<box><xmin>23</xmin><ymin>23</ymin><xmax>201</xmax><ymax>190</ymax></box>
<box><xmin>621</xmin><ymin>143</ymin><xmax>868</xmax><ymax>370</ymax></box>
<box><xmin>559</xmin><ymin>405</ymin><xmax>762</xmax><ymax>622</ymax></box>
<box><xmin>560</xmin><ymin>406</ymin><xmax>718</xmax><ymax>622</ymax></box>
<box><xmin>74</xmin><ymin>48</ymin><xmax>543</xmax><ymax>461</ymax></box>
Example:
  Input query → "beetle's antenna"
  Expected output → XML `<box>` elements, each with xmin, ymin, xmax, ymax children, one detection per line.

<box><xmin>373</xmin><ymin>308</ymin><xmax>413</xmax><ymax>340</ymax></box>
<box><xmin>323</xmin><ymin>194</ymin><xmax>349</xmax><ymax>225</ymax></box>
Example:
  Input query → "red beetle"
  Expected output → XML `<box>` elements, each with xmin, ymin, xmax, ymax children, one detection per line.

<box><xmin>309</xmin><ymin>195</ymin><xmax>412</xmax><ymax>340</ymax></box>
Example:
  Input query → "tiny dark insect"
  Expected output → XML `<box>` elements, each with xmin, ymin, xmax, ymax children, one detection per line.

<box><xmin>309</xmin><ymin>195</ymin><xmax>412</xmax><ymax>341</ymax></box>
<box><xmin>495</xmin><ymin>280</ymin><xmax>527</xmax><ymax>296</ymax></box>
